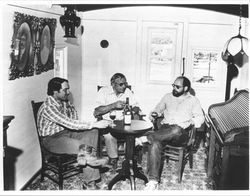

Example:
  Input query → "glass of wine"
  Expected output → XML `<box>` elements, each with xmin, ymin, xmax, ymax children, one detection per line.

<box><xmin>109</xmin><ymin>110</ymin><xmax>116</xmax><ymax>127</ymax></box>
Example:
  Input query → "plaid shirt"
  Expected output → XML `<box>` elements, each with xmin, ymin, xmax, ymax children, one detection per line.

<box><xmin>37</xmin><ymin>96</ymin><xmax>92</xmax><ymax>137</ymax></box>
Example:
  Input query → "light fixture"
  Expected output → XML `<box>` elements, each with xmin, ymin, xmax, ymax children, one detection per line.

<box><xmin>60</xmin><ymin>6</ymin><xmax>81</xmax><ymax>38</ymax></box>
<box><xmin>222</xmin><ymin>5</ymin><xmax>248</xmax><ymax>67</ymax></box>
<box><xmin>221</xmin><ymin>5</ymin><xmax>248</xmax><ymax>101</ymax></box>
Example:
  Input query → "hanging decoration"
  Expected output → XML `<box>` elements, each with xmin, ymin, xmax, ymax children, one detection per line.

<box><xmin>9</xmin><ymin>12</ymin><xmax>56</xmax><ymax>80</ymax></box>
<box><xmin>221</xmin><ymin>5</ymin><xmax>248</xmax><ymax>100</ymax></box>
<box><xmin>60</xmin><ymin>6</ymin><xmax>81</xmax><ymax>38</ymax></box>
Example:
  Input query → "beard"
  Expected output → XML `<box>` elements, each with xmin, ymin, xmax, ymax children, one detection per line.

<box><xmin>172</xmin><ymin>89</ymin><xmax>184</xmax><ymax>97</ymax></box>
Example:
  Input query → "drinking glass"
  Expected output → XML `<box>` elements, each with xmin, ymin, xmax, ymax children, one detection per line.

<box><xmin>109</xmin><ymin>110</ymin><xmax>116</xmax><ymax>127</ymax></box>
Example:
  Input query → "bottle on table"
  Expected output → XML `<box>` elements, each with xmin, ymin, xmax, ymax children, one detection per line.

<box><xmin>124</xmin><ymin>97</ymin><xmax>131</xmax><ymax>125</ymax></box>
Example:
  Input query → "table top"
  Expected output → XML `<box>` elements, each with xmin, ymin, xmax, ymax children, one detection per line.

<box><xmin>110</xmin><ymin>120</ymin><xmax>153</xmax><ymax>135</ymax></box>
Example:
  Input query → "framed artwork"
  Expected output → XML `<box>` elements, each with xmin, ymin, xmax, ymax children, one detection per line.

<box><xmin>9</xmin><ymin>12</ymin><xmax>57</xmax><ymax>80</ymax></box>
<box><xmin>142</xmin><ymin>22</ymin><xmax>183</xmax><ymax>84</ymax></box>
<box><xmin>36</xmin><ymin>17</ymin><xmax>56</xmax><ymax>75</ymax></box>
<box><xmin>54</xmin><ymin>46</ymin><xmax>68</xmax><ymax>78</ymax></box>
<box><xmin>191</xmin><ymin>48</ymin><xmax>221</xmax><ymax>88</ymax></box>
<box><xmin>9</xmin><ymin>12</ymin><xmax>36</xmax><ymax>80</ymax></box>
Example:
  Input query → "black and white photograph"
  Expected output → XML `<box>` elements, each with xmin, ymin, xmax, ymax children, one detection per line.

<box><xmin>1</xmin><ymin>0</ymin><xmax>249</xmax><ymax>195</ymax></box>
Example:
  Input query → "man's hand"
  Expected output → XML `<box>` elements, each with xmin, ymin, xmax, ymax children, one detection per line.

<box><xmin>92</xmin><ymin>120</ymin><xmax>111</xmax><ymax>129</ymax></box>
<box><xmin>113</xmin><ymin>100</ymin><xmax>125</xmax><ymax>109</ymax></box>
<box><xmin>149</xmin><ymin>111</ymin><xmax>158</xmax><ymax>122</ymax></box>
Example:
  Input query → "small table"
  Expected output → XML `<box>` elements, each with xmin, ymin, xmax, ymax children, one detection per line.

<box><xmin>108</xmin><ymin>119</ymin><xmax>153</xmax><ymax>190</ymax></box>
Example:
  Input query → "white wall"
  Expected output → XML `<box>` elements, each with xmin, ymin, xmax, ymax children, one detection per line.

<box><xmin>1</xmin><ymin>4</ymin><xmax>82</xmax><ymax>190</ymax></box>
<box><xmin>81</xmin><ymin>6</ymin><xmax>248</xmax><ymax>120</ymax></box>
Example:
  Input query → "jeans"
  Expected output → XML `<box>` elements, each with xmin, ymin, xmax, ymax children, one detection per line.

<box><xmin>42</xmin><ymin>129</ymin><xmax>100</xmax><ymax>183</ymax></box>
<box><xmin>147</xmin><ymin>124</ymin><xmax>189</xmax><ymax>182</ymax></box>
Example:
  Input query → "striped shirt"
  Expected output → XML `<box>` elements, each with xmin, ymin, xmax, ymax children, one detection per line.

<box><xmin>37</xmin><ymin>96</ymin><xmax>92</xmax><ymax>137</ymax></box>
<box><xmin>153</xmin><ymin>92</ymin><xmax>204</xmax><ymax>129</ymax></box>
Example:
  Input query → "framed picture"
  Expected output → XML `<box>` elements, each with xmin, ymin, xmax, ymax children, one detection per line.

<box><xmin>191</xmin><ymin>48</ymin><xmax>221</xmax><ymax>88</ymax></box>
<box><xmin>54</xmin><ymin>46</ymin><xmax>68</xmax><ymax>78</ymax></box>
<box><xmin>142</xmin><ymin>21</ymin><xmax>183</xmax><ymax>84</ymax></box>
<box><xmin>36</xmin><ymin>17</ymin><xmax>56</xmax><ymax>75</ymax></box>
<box><xmin>9</xmin><ymin>12</ymin><xmax>35</xmax><ymax>80</ymax></box>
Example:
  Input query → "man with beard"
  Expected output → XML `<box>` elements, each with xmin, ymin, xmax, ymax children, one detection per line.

<box><xmin>140</xmin><ymin>76</ymin><xmax>204</xmax><ymax>190</ymax></box>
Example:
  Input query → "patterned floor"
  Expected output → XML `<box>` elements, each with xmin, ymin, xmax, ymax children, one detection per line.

<box><xmin>26</xmin><ymin>140</ymin><xmax>214</xmax><ymax>191</ymax></box>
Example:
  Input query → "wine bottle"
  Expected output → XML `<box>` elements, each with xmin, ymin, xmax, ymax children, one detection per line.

<box><xmin>124</xmin><ymin>97</ymin><xmax>131</xmax><ymax>125</ymax></box>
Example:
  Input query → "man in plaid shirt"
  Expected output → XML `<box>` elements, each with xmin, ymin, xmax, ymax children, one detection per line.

<box><xmin>37</xmin><ymin>77</ymin><xmax>111</xmax><ymax>190</ymax></box>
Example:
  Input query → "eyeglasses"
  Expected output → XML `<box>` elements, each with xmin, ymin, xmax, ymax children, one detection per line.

<box><xmin>116</xmin><ymin>82</ymin><xmax>127</xmax><ymax>87</ymax></box>
<box><xmin>172</xmin><ymin>84</ymin><xmax>183</xmax><ymax>89</ymax></box>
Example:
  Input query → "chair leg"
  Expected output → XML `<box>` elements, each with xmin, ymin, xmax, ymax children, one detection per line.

<box><xmin>58</xmin><ymin>158</ymin><xmax>63</xmax><ymax>190</ymax></box>
<box><xmin>177</xmin><ymin>150</ymin><xmax>184</xmax><ymax>183</ymax></box>
<box><xmin>189</xmin><ymin>150</ymin><xmax>193</xmax><ymax>169</ymax></box>
<box><xmin>40</xmin><ymin>162</ymin><xmax>45</xmax><ymax>182</ymax></box>
<box><xmin>97</xmin><ymin>132</ymin><xmax>103</xmax><ymax>158</ymax></box>
<box><xmin>159</xmin><ymin>156</ymin><xmax>165</xmax><ymax>183</ymax></box>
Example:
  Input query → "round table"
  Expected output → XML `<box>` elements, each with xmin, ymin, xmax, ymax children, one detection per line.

<box><xmin>108</xmin><ymin>119</ymin><xmax>153</xmax><ymax>190</ymax></box>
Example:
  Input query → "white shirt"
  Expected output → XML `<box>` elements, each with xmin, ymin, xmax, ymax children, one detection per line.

<box><xmin>153</xmin><ymin>92</ymin><xmax>204</xmax><ymax>129</ymax></box>
<box><xmin>96</xmin><ymin>86</ymin><xmax>139</xmax><ymax>120</ymax></box>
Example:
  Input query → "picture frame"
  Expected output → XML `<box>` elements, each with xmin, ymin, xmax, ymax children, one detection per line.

<box><xmin>142</xmin><ymin>21</ymin><xmax>183</xmax><ymax>84</ymax></box>
<box><xmin>36</xmin><ymin>17</ymin><xmax>56</xmax><ymax>75</ymax></box>
<box><xmin>9</xmin><ymin>12</ymin><xmax>36</xmax><ymax>80</ymax></box>
<box><xmin>191</xmin><ymin>47</ymin><xmax>222</xmax><ymax>88</ymax></box>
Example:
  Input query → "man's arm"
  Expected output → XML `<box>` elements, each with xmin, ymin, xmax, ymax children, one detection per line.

<box><xmin>149</xmin><ymin>94</ymin><xmax>167</xmax><ymax>121</ymax></box>
<box><xmin>43</xmin><ymin>103</ymin><xmax>92</xmax><ymax>130</ymax></box>
<box><xmin>94</xmin><ymin>101</ymin><xmax>125</xmax><ymax>117</ymax></box>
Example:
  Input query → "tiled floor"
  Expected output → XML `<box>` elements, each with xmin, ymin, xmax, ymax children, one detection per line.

<box><xmin>26</xmin><ymin>141</ymin><xmax>213</xmax><ymax>191</ymax></box>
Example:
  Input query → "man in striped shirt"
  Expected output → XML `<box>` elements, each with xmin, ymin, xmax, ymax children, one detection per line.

<box><xmin>37</xmin><ymin>77</ymin><xmax>111</xmax><ymax>190</ymax></box>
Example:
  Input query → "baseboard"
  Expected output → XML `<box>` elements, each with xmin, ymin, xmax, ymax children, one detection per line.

<box><xmin>21</xmin><ymin>169</ymin><xmax>41</xmax><ymax>190</ymax></box>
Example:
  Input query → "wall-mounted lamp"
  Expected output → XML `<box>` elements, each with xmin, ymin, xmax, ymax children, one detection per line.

<box><xmin>221</xmin><ymin>5</ymin><xmax>248</xmax><ymax>100</ymax></box>
<box><xmin>60</xmin><ymin>6</ymin><xmax>81</xmax><ymax>38</ymax></box>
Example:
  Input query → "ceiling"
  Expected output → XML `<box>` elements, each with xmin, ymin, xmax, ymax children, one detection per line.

<box><xmin>60</xmin><ymin>4</ymin><xmax>249</xmax><ymax>18</ymax></box>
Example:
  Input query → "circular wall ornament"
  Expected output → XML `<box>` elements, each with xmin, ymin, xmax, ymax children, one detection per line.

<box><xmin>100</xmin><ymin>40</ymin><xmax>109</xmax><ymax>48</ymax></box>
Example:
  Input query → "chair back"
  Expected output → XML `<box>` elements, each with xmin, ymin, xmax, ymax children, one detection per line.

<box><xmin>31</xmin><ymin>101</ymin><xmax>44</xmax><ymax>131</ymax></box>
<box><xmin>31</xmin><ymin>101</ymin><xmax>45</xmax><ymax>153</ymax></box>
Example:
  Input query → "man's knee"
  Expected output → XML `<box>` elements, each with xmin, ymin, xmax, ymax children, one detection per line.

<box><xmin>171</xmin><ymin>125</ymin><xmax>183</xmax><ymax>136</ymax></box>
<box><xmin>103</xmin><ymin>133</ymin><xmax>116</xmax><ymax>142</ymax></box>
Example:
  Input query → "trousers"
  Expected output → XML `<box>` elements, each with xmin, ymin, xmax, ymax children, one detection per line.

<box><xmin>42</xmin><ymin>129</ymin><xmax>100</xmax><ymax>183</ymax></box>
<box><xmin>147</xmin><ymin>124</ymin><xmax>189</xmax><ymax>182</ymax></box>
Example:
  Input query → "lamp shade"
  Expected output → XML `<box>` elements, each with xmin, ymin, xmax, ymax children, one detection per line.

<box><xmin>60</xmin><ymin>7</ymin><xmax>81</xmax><ymax>38</ymax></box>
<box><xmin>222</xmin><ymin>33</ymin><xmax>248</xmax><ymax>68</ymax></box>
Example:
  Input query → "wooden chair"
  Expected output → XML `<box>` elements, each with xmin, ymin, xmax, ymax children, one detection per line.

<box><xmin>31</xmin><ymin>101</ymin><xmax>82</xmax><ymax>190</ymax></box>
<box><xmin>152</xmin><ymin>116</ymin><xmax>196</xmax><ymax>183</ymax></box>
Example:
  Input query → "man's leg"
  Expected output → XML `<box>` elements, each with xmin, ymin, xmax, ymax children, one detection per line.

<box><xmin>102</xmin><ymin>132</ymin><xmax>119</xmax><ymax>170</ymax></box>
<box><xmin>145</xmin><ymin>125</ymin><xmax>186</xmax><ymax>190</ymax></box>
<box><xmin>43</xmin><ymin>129</ymin><xmax>101</xmax><ymax>186</ymax></box>
<box><xmin>103</xmin><ymin>133</ymin><xmax>118</xmax><ymax>159</ymax></box>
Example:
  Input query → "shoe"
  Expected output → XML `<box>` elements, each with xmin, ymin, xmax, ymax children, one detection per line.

<box><xmin>144</xmin><ymin>180</ymin><xmax>159</xmax><ymax>190</ymax></box>
<box><xmin>77</xmin><ymin>144</ymin><xmax>97</xmax><ymax>166</ymax></box>
<box><xmin>107</xmin><ymin>157</ymin><xmax>118</xmax><ymax>170</ymax></box>
<box><xmin>82</xmin><ymin>181</ymin><xmax>100</xmax><ymax>190</ymax></box>
<box><xmin>87</xmin><ymin>157</ymin><xmax>111</xmax><ymax>168</ymax></box>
